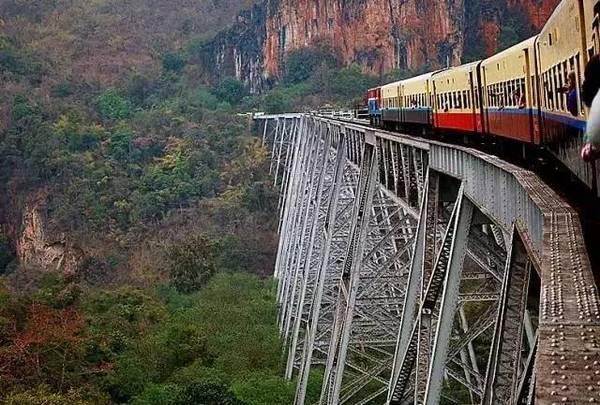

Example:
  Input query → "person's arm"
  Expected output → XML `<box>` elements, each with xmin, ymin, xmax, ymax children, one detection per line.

<box><xmin>587</xmin><ymin>92</ymin><xmax>600</xmax><ymax>146</ymax></box>
<box><xmin>582</xmin><ymin>92</ymin><xmax>600</xmax><ymax>162</ymax></box>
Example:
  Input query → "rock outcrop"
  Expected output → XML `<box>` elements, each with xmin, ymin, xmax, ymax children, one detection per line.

<box><xmin>200</xmin><ymin>0</ymin><xmax>560</xmax><ymax>92</ymax></box>
<box><xmin>14</xmin><ymin>190</ymin><xmax>83</xmax><ymax>274</ymax></box>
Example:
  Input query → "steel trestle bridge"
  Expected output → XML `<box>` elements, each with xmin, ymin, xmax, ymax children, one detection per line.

<box><xmin>255</xmin><ymin>114</ymin><xmax>600</xmax><ymax>405</ymax></box>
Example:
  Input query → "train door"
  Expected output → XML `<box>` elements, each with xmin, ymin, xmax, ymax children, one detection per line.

<box><xmin>426</xmin><ymin>80</ymin><xmax>432</xmax><ymax>126</ymax></box>
<box><xmin>399</xmin><ymin>84</ymin><xmax>404</xmax><ymax>125</ymax></box>
<box><xmin>531</xmin><ymin>41</ymin><xmax>543</xmax><ymax>145</ymax></box>
<box><xmin>468</xmin><ymin>70</ymin><xmax>478</xmax><ymax>134</ymax></box>
<box><xmin>481</xmin><ymin>67</ymin><xmax>490</xmax><ymax>136</ymax></box>
<box><xmin>594</xmin><ymin>2</ymin><xmax>600</xmax><ymax>55</ymax></box>
<box><xmin>432</xmin><ymin>81</ymin><xmax>438</xmax><ymax>129</ymax></box>
<box><xmin>524</xmin><ymin>48</ymin><xmax>537</xmax><ymax>144</ymax></box>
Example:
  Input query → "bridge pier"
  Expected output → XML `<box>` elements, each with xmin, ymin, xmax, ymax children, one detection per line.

<box><xmin>257</xmin><ymin>114</ymin><xmax>600</xmax><ymax>405</ymax></box>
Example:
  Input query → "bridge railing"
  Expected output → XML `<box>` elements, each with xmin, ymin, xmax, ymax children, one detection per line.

<box><xmin>255</xmin><ymin>114</ymin><xmax>599</xmax><ymax>405</ymax></box>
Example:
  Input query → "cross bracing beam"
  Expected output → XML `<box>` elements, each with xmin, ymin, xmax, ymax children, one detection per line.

<box><xmin>255</xmin><ymin>114</ymin><xmax>600</xmax><ymax>405</ymax></box>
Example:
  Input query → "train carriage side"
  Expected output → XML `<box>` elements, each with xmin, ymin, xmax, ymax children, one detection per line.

<box><xmin>537</xmin><ymin>0</ymin><xmax>593</xmax><ymax>190</ymax></box>
<box><xmin>367</xmin><ymin>87</ymin><xmax>382</xmax><ymax>126</ymax></box>
<box><xmin>381</xmin><ymin>81</ymin><xmax>402</xmax><ymax>128</ymax></box>
<box><xmin>481</xmin><ymin>37</ymin><xmax>539</xmax><ymax>144</ymax></box>
<box><xmin>400</xmin><ymin>73</ymin><xmax>435</xmax><ymax>128</ymax></box>
<box><xmin>432</xmin><ymin>62</ymin><xmax>483</xmax><ymax>134</ymax></box>
<box><xmin>584</xmin><ymin>0</ymin><xmax>600</xmax><ymax>56</ymax></box>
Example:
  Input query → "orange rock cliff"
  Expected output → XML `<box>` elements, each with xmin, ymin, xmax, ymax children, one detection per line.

<box><xmin>200</xmin><ymin>0</ymin><xmax>560</xmax><ymax>92</ymax></box>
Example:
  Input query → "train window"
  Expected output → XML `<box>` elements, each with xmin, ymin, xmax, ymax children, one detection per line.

<box><xmin>544</xmin><ymin>72</ymin><xmax>552</xmax><ymax>109</ymax></box>
<box><xmin>561</xmin><ymin>61</ymin><xmax>569</xmax><ymax>111</ymax></box>
<box><xmin>557</xmin><ymin>65</ymin><xmax>564</xmax><ymax>111</ymax></box>
<box><xmin>552</xmin><ymin>67</ymin><xmax>558</xmax><ymax>110</ymax></box>
<box><xmin>531</xmin><ymin>76</ymin><xmax>536</xmax><ymax>107</ymax></box>
<box><xmin>576</xmin><ymin>53</ymin><xmax>584</xmax><ymax>117</ymax></box>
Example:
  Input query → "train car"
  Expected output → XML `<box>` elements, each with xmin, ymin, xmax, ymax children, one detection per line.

<box><xmin>400</xmin><ymin>72</ymin><xmax>436</xmax><ymax>128</ymax></box>
<box><xmin>432</xmin><ymin>62</ymin><xmax>483</xmax><ymax>134</ymax></box>
<box><xmin>537</xmin><ymin>0</ymin><xmax>592</xmax><ymax>188</ymax></box>
<box><xmin>584</xmin><ymin>0</ymin><xmax>600</xmax><ymax>57</ymax></box>
<box><xmin>481</xmin><ymin>37</ymin><xmax>539</xmax><ymax>144</ymax></box>
<box><xmin>367</xmin><ymin>87</ymin><xmax>382</xmax><ymax>126</ymax></box>
<box><xmin>381</xmin><ymin>81</ymin><xmax>402</xmax><ymax>127</ymax></box>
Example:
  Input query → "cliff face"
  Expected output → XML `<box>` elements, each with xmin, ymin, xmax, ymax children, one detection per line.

<box><xmin>14</xmin><ymin>191</ymin><xmax>84</xmax><ymax>275</ymax></box>
<box><xmin>197</xmin><ymin>3</ymin><xmax>270</xmax><ymax>94</ymax></box>
<box><xmin>201</xmin><ymin>0</ymin><xmax>560</xmax><ymax>92</ymax></box>
<box><xmin>263</xmin><ymin>0</ymin><xmax>465</xmax><ymax>77</ymax></box>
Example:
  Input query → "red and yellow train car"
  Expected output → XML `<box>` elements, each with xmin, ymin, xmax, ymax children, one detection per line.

<box><xmin>432</xmin><ymin>62</ymin><xmax>483</xmax><ymax>134</ymax></box>
<box><xmin>365</xmin><ymin>0</ymin><xmax>600</xmax><ymax>196</ymax></box>
<box><xmin>584</xmin><ymin>1</ymin><xmax>600</xmax><ymax>56</ymax></box>
<box><xmin>536</xmin><ymin>0</ymin><xmax>591</xmax><ymax>187</ymax></box>
<box><xmin>381</xmin><ymin>81</ymin><xmax>402</xmax><ymax>126</ymax></box>
<box><xmin>400</xmin><ymin>72</ymin><xmax>436</xmax><ymax>127</ymax></box>
<box><xmin>481</xmin><ymin>37</ymin><xmax>539</xmax><ymax>144</ymax></box>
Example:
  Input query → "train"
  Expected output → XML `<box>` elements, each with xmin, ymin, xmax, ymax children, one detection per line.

<box><xmin>367</xmin><ymin>0</ymin><xmax>600</xmax><ymax>195</ymax></box>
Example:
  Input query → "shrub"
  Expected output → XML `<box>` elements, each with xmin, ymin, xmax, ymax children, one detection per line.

<box><xmin>96</xmin><ymin>89</ymin><xmax>131</xmax><ymax>121</ymax></box>
<box><xmin>167</xmin><ymin>235</ymin><xmax>219</xmax><ymax>293</ymax></box>
<box><xmin>213</xmin><ymin>78</ymin><xmax>247</xmax><ymax>105</ymax></box>
<box><xmin>161</xmin><ymin>52</ymin><xmax>186</xmax><ymax>73</ymax></box>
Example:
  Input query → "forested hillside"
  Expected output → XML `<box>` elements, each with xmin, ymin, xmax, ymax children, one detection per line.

<box><xmin>0</xmin><ymin>1</ymin><xmax>320</xmax><ymax>403</ymax></box>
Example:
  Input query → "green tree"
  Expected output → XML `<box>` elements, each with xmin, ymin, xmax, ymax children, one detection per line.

<box><xmin>161</xmin><ymin>53</ymin><xmax>186</xmax><ymax>73</ymax></box>
<box><xmin>96</xmin><ymin>89</ymin><xmax>131</xmax><ymax>121</ymax></box>
<box><xmin>167</xmin><ymin>235</ymin><xmax>219</xmax><ymax>293</ymax></box>
<box><xmin>178</xmin><ymin>383</ymin><xmax>244</xmax><ymax>405</ymax></box>
<box><xmin>213</xmin><ymin>78</ymin><xmax>247</xmax><ymax>105</ymax></box>
<box><xmin>132</xmin><ymin>383</ymin><xmax>182</xmax><ymax>405</ymax></box>
<box><xmin>263</xmin><ymin>90</ymin><xmax>292</xmax><ymax>114</ymax></box>
<box><xmin>284</xmin><ymin>45</ymin><xmax>339</xmax><ymax>84</ymax></box>
<box><xmin>232</xmin><ymin>373</ymin><xmax>294</xmax><ymax>405</ymax></box>
<box><xmin>109</xmin><ymin>127</ymin><xmax>133</xmax><ymax>161</ymax></box>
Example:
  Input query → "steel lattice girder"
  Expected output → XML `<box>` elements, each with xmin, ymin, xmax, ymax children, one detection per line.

<box><xmin>255</xmin><ymin>114</ymin><xmax>600</xmax><ymax>405</ymax></box>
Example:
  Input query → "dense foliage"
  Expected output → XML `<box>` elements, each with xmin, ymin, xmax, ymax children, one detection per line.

<box><xmin>0</xmin><ymin>1</ymin><xmax>296</xmax><ymax>403</ymax></box>
<box><xmin>0</xmin><ymin>272</ymin><xmax>306</xmax><ymax>404</ymax></box>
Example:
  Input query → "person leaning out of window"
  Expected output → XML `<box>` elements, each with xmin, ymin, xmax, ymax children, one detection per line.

<box><xmin>558</xmin><ymin>71</ymin><xmax>579</xmax><ymax>117</ymax></box>
<box><xmin>581</xmin><ymin>56</ymin><xmax>600</xmax><ymax>162</ymax></box>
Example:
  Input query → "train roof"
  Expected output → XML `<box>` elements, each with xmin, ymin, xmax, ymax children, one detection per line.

<box><xmin>380</xmin><ymin>80</ymin><xmax>403</xmax><ymax>89</ymax></box>
<box><xmin>482</xmin><ymin>36</ymin><xmax>537</xmax><ymax>64</ymax></box>
<box><xmin>432</xmin><ymin>61</ymin><xmax>481</xmax><ymax>78</ymax></box>
<box><xmin>401</xmin><ymin>71</ymin><xmax>437</xmax><ymax>84</ymax></box>
<box><xmin>540</xmin><ymin>0</ymin><xmax>570</xmax><ymax>34</ymax></box>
